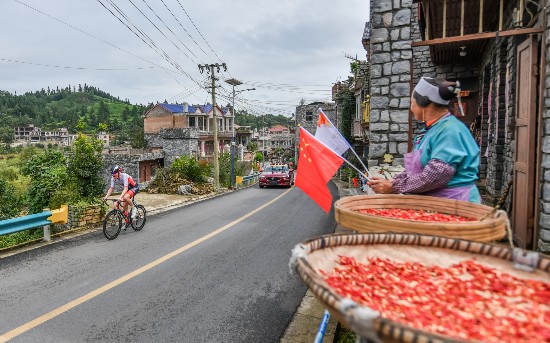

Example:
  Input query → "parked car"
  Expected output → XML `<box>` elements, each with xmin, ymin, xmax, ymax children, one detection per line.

<box><xmin>259</xmin><ymin>164</ymin><xmax>294</xmax><ymax>188</ymax></box>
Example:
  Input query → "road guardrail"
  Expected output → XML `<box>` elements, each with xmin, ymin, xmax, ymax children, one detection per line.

<box><xmin>0</xmin><ymin>205</ymin><xmax>68</xmax><ymax>242</ymax></box>
<box><xmin>236</xmin><ymin>172</ymin><xmax>260</xmax><ymax>189</ymax></box>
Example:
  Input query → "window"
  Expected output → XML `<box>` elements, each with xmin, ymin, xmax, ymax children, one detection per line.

<box><xmin>306</xmin><ymin>111</ymin><xmax>313</xmax><ymax>121</ymax></box>
<box><xmin>189</xmin><ymin>117</ymin><xmax>196</xmax><ymax>127</ymax></box>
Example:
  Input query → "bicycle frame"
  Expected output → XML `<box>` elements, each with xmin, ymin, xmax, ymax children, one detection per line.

<box><xmin>102</xmin><ymin>197</ymin><xmax>146</xmax><ymax>240</ymax></box>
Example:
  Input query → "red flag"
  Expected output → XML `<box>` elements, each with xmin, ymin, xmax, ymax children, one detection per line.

<box><xmin>295</xmin><ymin>127</ymin><xmax>344</xmax><ymax>212</ymax></box>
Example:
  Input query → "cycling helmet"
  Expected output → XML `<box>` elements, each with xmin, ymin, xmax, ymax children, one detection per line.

<box><xmin>111</xmin><ymin>165</ymin><xmax>122</xmax><ymax>175</ymax></box>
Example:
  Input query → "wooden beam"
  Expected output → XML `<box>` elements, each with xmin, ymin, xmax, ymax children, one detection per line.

<box><xmin>461</xmin><ymin>0</ymin><xmax>464</xmax><ymax>36</ymax></box>
<box><xmin>425</xmin><ymin>0</ymin><xmax>430</xmax><ymax>40</ymax></box>
<box><xmin>411</xmin><ymin>27</ymin><xmax>544</xmax><ymax>47</ymax></box>
<box><xmin>499</xmin><ymin>0</ymin><xmax>503</xmax><ymax>31</ymax></box>
<box><xmin>519</xmin><ymin>0</ymin><xmax>524</xmax><ymax>26</ymax></box>
<box><xmin>443</xmin><ymin>0</ymin><xmax>447</xmax><ymax>38</ymax></box>
<box><xmin>479</xmin><ymin>0</ymin><xmax>484</xmax><ymax>33</ymax></box>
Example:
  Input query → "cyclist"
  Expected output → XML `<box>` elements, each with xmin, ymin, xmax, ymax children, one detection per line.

<box><xmin>103</xmin><ymin>165</ymin><xmax>139</xmax><ymax>220</ymax></box>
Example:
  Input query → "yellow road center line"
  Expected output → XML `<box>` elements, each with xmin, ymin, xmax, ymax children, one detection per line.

<box><xmin>0</xmin><ymin>188</ymin><xmax>292</xmax><ymax>342</ymax></box>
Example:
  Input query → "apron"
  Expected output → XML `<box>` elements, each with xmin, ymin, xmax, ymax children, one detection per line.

<box><xmin>405</xmin><ymin>121</ymin><xmax>481</xmax><ymax>203</ymax></box>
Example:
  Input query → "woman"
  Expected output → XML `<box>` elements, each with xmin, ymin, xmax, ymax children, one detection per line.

<box><xmin>368</xmin><ymin>76</ymin><xmax>481</xmax><ymax>203</ymax></box>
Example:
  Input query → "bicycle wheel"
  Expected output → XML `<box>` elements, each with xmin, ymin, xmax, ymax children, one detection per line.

<box><xmin>131</xmin><ymin>205</ymin><xmax>146</xmax><ymax>231</ymax></box>
<box><xmin>103</xmin><ymin>210</ymin><xmax>122</xmax><ymax>240</ymax></box>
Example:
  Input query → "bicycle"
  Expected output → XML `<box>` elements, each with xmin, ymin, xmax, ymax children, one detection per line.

<box><xmin>102</xmin><ymin>197</ymin><xmax>146</xmax><ymax>240</ymax></box>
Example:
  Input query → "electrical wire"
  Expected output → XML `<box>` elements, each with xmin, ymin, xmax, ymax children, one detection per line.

<box><xmin>0</xmin><ymin>58</ymin><xmax>155</xmax><ymax>70</ymax></box>
<box><xmin>139</xmin><ymin>0</ymin><xmax>202</xmax><ymax>63</ymax></box>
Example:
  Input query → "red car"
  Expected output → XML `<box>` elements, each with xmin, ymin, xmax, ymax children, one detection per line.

<box><xmin>259</xmin><ymin>165</ymin><xmax>294</xmax><ymax>188</ymax></box>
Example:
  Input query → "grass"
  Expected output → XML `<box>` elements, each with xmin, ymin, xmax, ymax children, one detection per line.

<box><xmin>333</xmin><ymin>322</ymin><xmax>357</xmax><ymax>343</ymax></box>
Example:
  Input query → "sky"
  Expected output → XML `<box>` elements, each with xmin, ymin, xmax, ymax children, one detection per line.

<box><xmin>1</xmin><ymin>0</ymin><xmax>369</xmax><ymax>117</ymax></box>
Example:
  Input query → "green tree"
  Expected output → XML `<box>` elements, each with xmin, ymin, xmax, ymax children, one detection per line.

<box><xmin>21</xmin><ymin>149</ymin><xmax>68</xmax><ymax>213</ymax></box>
<box><xmin>0</xmin><ymin>126</ymin><xmax>14</xmax><ymax>144</ymax></box>
<box><xmin>340</xmin><ymin>90</ymin><xmax>355</xmax><ymax>144</ymax></box>
<box><xmin>130</xmin><ymin>127</ymin><xmax>146</xmax><ymax>149</ymax></box>
<box><xmin>68</xmin><ymin>133</ymin><xmax>105</xmax><ymax>200</ymax></box>
<box><xmin>0</xmin><ymin>179</ymin><xmax>22</xmax><ymax>220</ymax></box>
<box><xmin>98</xmin><ymin>123</ymin><xmax>108</xmax><ymax>132</ymax></box>
<box><xmin>76</xmin><ymin>118</ymin><xmax>86</xmax><ymax>133</ymax></box>
<box><xmin>247</xmin><ymin>141</ymin><xmax>258</xmax><ymax>153</ymax></box>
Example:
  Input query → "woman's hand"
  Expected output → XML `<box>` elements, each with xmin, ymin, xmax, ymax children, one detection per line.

<box><xmin>367</xmin><ymin>176</ymin><xmax>394</xmax><ymax>194</ymax></box>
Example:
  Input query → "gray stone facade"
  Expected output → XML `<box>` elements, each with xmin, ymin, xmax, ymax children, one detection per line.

<box><xmin>103</xmin><ymin>151</ymin><xmax>164</xmax><ymax>191</ymax></box>
<box><xmin>369</xmin><ymin>0</ymin><xmax>413</xmax><ymax>167</ymax></box>
<box><xmin>539</xmin><ymin>0</ymin><xmax>550</xmax><ymax>251</ymax></box>
<box><xmin>145</xmin><ymin>127</ymin><xmax>199</xmax><ymax>166</ymax></box>
<box><xmin>370</xmin><ymin>0</ymin><xmax>550</xmax><ymax>251</ymax></box>
<box><xmin>295</xmin><ymin>102</ymin><xmax>337</xmax><ymax>145</ymax></box>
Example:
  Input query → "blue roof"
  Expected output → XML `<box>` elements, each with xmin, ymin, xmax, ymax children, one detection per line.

<box><xmin>156</xmin><ymin>103</ymin><xmax>228</xmax><ymax>115</ymax></box>
<box><xmin>159</xmin><ymin>103</ymin><xmax>199</xmax><ymax>114</ymax></box>
<box><xmin>160</xmin><ymin>103</ymin><xmax>182</xmax><ymax>113</ymax></box>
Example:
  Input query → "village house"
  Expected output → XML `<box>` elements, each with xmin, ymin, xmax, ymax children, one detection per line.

<box><xmin>143</xmin><ymin>102</ymin><xmax>238</xmax><ymax>163</ymax></box>
<box><xmin>366</xmin><ymin>0</ymin><xmax>549</xmax><ymax>251</ymax></box>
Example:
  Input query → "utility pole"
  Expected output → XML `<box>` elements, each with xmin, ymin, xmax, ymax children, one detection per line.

<box><xmin>225</xmin><ymin>78</ymin><xmax>254</xmax><ymax>189</ymax></box>
<box><xmin>198</xmin><ymin>63</ymin><xmax>227</xmax><ymax>190</ymax></box>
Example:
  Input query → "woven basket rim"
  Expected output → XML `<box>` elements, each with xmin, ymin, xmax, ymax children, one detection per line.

<box><xmin>294</xmin><ymin>233</ymin><xmax>550</xmax><ymax>343</ymax></box>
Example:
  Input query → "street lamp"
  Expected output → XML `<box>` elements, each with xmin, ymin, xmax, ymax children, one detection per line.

<box><xmin>225</xmin><ymin>78</ymin><xmax>255</xmax><ymax>189</ymax></box>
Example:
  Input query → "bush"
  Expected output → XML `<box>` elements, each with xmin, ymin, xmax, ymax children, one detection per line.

<box><xmin>218</xmin><ymin>153</ymin><xmax>231</xmax><ymax>187</ymax></box>
<box><xmin>21</xmin><ymin>149</ymin><xmax>68</xmax><ymax>213</ymax></box>
<box><xmin>0</xmin><ymin>179</ymin><xmax>22</xmax><ymax>220</ymax></box>
<box><xmin>68</xmin><ymin>133</ymin><xmax>105</xmax><ymax>200</ymax></box>
<box><xmin>171</xmin><ymin>155</ymin><xmax>210</xmax><ymax>183</ymax></box>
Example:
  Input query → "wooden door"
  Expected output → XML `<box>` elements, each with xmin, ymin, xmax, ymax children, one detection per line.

<box><xmin>512</xmin><ymin>36</ymin><xmax>538</xmax><ymax>249</ymax></box>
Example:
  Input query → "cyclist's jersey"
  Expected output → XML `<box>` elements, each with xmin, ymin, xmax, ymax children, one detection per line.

<box><xmin>110</xmin><ymin>172</ymin><xmax>138</xmax><ymax>189</ymax></box>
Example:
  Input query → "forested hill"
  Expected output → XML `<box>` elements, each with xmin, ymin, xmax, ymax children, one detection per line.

<box><xmin>0</xmin><ymin>84</ymin><xmax>295</xmax><ymax>145</ymax></box>
<box><xmin>0</xmin><ymin>84</ymin><xmax>151</xmax><ymax>144</ymax></box>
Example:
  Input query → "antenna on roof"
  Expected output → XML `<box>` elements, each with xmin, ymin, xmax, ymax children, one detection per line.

<box><xmin>342</xmin><ymin>51</ymin><xmax>360</xmax><ymax>61</ymax></box>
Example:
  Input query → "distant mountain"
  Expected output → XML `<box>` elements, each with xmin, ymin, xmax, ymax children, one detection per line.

<box><xmin>0</xmin><ymin>84</ymin><xmax>151</xmax><ymax>144</ymax></box>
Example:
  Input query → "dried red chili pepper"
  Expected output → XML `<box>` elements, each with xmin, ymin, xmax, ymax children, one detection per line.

<box><xmin>357</xmin><ymin>208</ymin><xmax>476</xmax><ymax>222</ymax></box>
<box><xmin>323</xmin><ymin>256</ymin><xmax>550</xmax><ymax>342</ymax></box>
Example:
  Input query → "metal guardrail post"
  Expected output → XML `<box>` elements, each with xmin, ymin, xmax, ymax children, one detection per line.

<box><xmin>43</xmin><ymin>225</ymin><xmax>51</xmax><ymax>241</ymax></box>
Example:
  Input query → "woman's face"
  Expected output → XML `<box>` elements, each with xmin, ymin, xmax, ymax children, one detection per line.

<box><xmin>410</xmin><ymin>95</ymin><xmax>423</xmax><ymax>121</ymax></box>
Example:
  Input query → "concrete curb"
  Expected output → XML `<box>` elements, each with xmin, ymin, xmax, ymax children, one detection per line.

<box><xmin>279</xmin><ymin>178</ymin><xmax>356</xmax><ymax>343</ymax></box>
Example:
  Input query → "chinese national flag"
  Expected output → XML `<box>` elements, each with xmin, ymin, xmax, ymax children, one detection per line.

<box><xmin>295</xmin><ymin>127</ymin><xmax>344</xmax><ymax>213</ymax></box>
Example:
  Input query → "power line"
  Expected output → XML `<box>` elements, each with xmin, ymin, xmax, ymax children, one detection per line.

<box><xmin>0</xmin><ymin>58</ymin><xmax>155</xmax><ymax>70</ymax></box>
<box><xmin>175</xmin><ymin>0</ymin><xmax>223</xmax><ymax>63</ymax></box>
<box><xmin>138</xmin><ymin>0</ymin><xmax>202</xmax><ymax>63</ymax></box>
<box><xmin>125</xmin><ymin>0</ymin><xmax>198</xmax><ymax>64</ymax></box>
<box><xmin>159</xmin><ymin>0</ymin><xmax>210</xmax><ymax>59</ymax></box>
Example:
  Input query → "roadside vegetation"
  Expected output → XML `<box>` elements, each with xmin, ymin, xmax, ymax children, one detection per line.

<box><xmin>0</xmin><ymin>133</ymin><xmax>104</xmax><ymax>248</ymax></box>
<box><xmin>148</xmin><ymin>153</ymin><xmax>251</xmax><ymax>194</ymax></box>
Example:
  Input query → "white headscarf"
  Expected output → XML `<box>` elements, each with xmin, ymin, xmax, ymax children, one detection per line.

<box><xmin>414</xmin><ymin>77</ymin><xmax>450</xmax><ymax>105</ymax></box>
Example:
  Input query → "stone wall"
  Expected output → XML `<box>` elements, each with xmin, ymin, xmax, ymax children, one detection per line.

<box><xmin>295</xmin><ymin>103</ymin><xmax>336</xmax><ymax>145</ymax></box>
<box><xmin>538</xmin><ymin>0</ymin><xmax>550</xmax><ymax>252</ymax></box>
<box><xmin>145</xmin><ymin>127</ymin><xmax>199</xmax><ymax>166</ymax></box>
<box><xmin>66</xmin><ymin>204</ymin><xmax>104</xmax><ymax>231</ymax></box>
<box><xmin>103</xmin><ymin>151</ymin><xmax>165</xmax><ymax>191</ymax></box>
<box><xmin>369</xmin><ymin>0</ymin><xmax>413</xmax><ymax>167</ymax></box>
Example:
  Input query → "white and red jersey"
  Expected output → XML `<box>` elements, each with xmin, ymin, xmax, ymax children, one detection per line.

<box><xmin>110</xmin><ymin>172</ymin><xmax>137</xmax><ymax>189</ymax></box>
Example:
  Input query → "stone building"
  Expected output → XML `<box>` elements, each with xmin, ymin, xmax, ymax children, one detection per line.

<box><xmin>144</xmin><ymin>102</ymin><xmax>233</xmax><ymax>161</ymax></box>
<box><xmin>103</xmin><ymin>150</ymin><xmax>164</xmax><ymax>190</ymax></box>
<box><xmin>295</xmin><ymin>102</ymin><xmax>337</xmax><ymax>134</ymax></box>
<box><xmin>294</xmin><ymin>102</ymin><xmax>338</xmax><ymax>159</ymax></box>
<box><xmin>367</xmin><ymin>0</ymin><xmax>549</xmax><ymax>251</ymax></box>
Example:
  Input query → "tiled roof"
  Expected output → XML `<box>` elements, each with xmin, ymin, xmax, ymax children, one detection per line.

<box><xmin>149</xmin><ymin>102</ymin><xmax>229</xmax><ymax>116</ymax></box>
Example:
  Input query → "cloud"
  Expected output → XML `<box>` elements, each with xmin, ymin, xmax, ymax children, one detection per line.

<box><xmin>1</xmin><ymin>0</ymin><xmax>368</xmax><ymax>114</ymax></box>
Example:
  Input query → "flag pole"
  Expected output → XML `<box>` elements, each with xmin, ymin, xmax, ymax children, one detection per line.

<box><xmin>341</xmin><ymin>154</ymin><xmax>370</xmax><ymax>181</ymax></box>
<box><xmin>304</xmin><ymin>126</ymin><xmax>371</xmax><ymax>181</ymax></box>
<box><xmin>319</xmin><ymin>108</ymin><xmax>370</xmax><ymax>175</ymax></box>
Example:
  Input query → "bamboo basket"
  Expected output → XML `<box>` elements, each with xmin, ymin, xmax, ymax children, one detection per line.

<box><xmin>335</xmin><ymin>194</ymin><xmax>506</xmax><ymax>242</ymax></box>
<box><xmin>291</xmin><ymin>233</ymin><xmax>550</xmax><ymax>343</ymax></box>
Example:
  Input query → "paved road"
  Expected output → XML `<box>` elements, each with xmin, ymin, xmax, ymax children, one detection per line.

<box><xmin>0</xmin><ymin>183</ymin><xmax>338</xmax><ymax>343</ymax></box>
